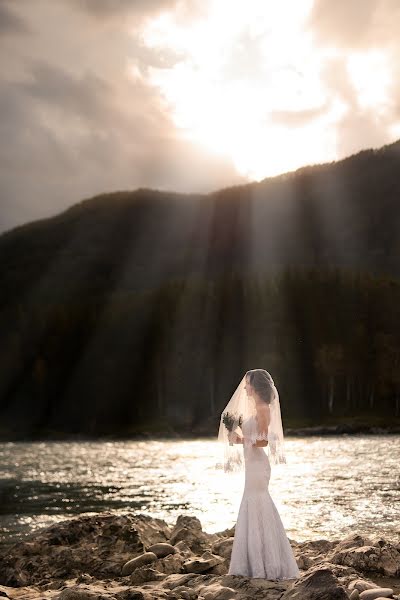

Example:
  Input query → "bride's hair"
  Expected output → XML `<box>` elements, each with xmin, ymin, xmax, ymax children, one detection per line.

<box><xmin>245</xmin><ymin>369</ymin><xmax>274</xmax><ymax>404</ymax></box>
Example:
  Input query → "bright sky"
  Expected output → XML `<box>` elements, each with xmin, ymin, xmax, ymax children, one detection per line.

<box><xmin>1</xmin><ymin>0</ymin><xmax>400</xmax><ymax>231</ymax></box>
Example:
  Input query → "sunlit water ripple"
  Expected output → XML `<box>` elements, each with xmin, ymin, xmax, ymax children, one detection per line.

<box><xmin>0</xmin><ymin>436</ymin><xmax>399</xmax><ymax>547</ymax></box>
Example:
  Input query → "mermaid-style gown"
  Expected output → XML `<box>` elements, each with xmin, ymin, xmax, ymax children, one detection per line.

<box><xmin>228</xmin><ymin>415</ymin><xmax>300</xmax><ymax>579</ymax></box>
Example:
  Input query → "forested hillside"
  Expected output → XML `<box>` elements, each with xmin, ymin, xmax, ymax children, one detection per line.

<box><xmin>1</xmin><ymin>140</ymin><xmax>399</xmax><ymax>438</ymax></box>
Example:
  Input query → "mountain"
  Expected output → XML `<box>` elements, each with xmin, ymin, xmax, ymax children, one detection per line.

<box><xmin>1</xmin><ymin>139</ymin><xmax>400</xmax><ymax>439</ymax></box>
<box><xmin>0</xmin><ymin>139</ymin><xmax>399</xmax><ymax>310</ymax></box>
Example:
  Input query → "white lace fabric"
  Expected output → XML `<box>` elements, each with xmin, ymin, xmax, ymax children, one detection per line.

<box><xmin>217</xmin><ymin>372</ymin><xmax>287</xmax><ymax>473</ymax></box>
<box><xmin>228</xmin><ymin>416</ymin><xmax>300</xmax><ymax>580</ymax></box>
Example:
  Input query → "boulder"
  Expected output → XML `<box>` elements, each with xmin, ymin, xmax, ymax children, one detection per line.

<box><xmin>359</xmin><ymin>589</ymin><xmax>394</xmax><ymax>600</ymax></box>
<box><xmin>160</xmin><ymin>573</ymin><xmax>200</xmax><ymax>590</ymax></box>
<box><xmin>57</xmin><ymin>585</ymin><xmax>116</xmax><ymax>599</ymax></box>
<box><xmin>169</xmin><ymin>515</ymin><xmax>218</xmax><ymax>554</ymax></box>
<box><xmin>197</xmin><ymin>583</ymin><xmax>236</xmax><ymax>600</ymax></box>
<box><xmin>210</xmin><ymin>538</ymin><xmax>233</xmax><ymax>560</ymax></box>
<box><xmin>333</xmin><ymin>535</ymin><xmax>374</xmax><ymax>553</ymax></box>
<box><xmin>156</xmin><ymin>552</ymin><xmax>186</xmax><ymax>574</ymax></box>
<box><xmin>331</xmin><ymin>543</ymin><xmax>400</xmax><ymax>577</ymax></box>
<box><xmin>281</xmin><ymin>567</ymin><xmax>348</xmax><ymax>599</ymax></box>
<box><xmin>145</xmin><ymin>543</ymin><xmax>176</xmax><ymax>558</ymax></box>
<box><xmin>129</xmin><ymin>566</ymin><xmax>166</xmax><ymax>585</ymax></box>
<box><xmin>122</xmin><ymin>552</ymin><xmax>158</xmax><ymax>576</ymax></box>
<box><xmin>173</xmin><ymin>541</ymin><xmax>193</xmax><ymax>558</ymax></box>
<box><xmin>183</xmin><ymin>551</ymin><xmax>224</xmax><ymax>574</ymax></box>
<box><xmin>348</xmin><ymin>579</ymin><xmax>380</xmax><ymax>592</ymax></box>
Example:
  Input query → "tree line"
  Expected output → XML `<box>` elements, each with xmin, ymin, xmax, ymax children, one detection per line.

<box><xmin>0</xmin><ymin>267</ymin><xmax>399</xmax><ymax>438</ymax></box>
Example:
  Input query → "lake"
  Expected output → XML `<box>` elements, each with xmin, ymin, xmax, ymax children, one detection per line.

<box><xmin>0</xmin><ymin>435</ymin><xmax>399</xmax><ymax>548</ymax></box>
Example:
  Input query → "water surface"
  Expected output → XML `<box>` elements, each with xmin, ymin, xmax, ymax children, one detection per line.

<box><xmin>0</xmin><ymin>435</ymin><xmax>399</xmax><ymax>547</ymax></box>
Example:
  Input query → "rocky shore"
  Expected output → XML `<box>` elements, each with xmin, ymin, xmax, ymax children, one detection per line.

<box><xmin>0</xmin><ymin>512</ymin><xmax>399</xmax><ymax>600</ymax></box>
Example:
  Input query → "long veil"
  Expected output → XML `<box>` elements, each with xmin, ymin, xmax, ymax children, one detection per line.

<box><xmin>216</xmin><ymin>371</ymin><xmax>287</xmax><ymax>473</ymax></box>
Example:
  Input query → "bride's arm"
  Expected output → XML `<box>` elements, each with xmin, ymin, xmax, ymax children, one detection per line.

<box><xmin>233</xmin><ymin>434</ymin><xmax>268</xmax><ymax>446</ymax></box>
<box><xmin>252</xmin><ymin>404</ymin><xmax>270</xmax><ymax>447</ymax></box>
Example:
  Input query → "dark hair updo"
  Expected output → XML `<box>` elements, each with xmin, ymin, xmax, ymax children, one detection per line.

<box><xmin>245</xmin><ymin>369</ymin><xmax>275</xmax><ymax>404</ymax></box>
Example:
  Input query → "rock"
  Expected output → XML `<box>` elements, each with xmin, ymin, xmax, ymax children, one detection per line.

<box><xmin>161</xmin><ymin>573</ymin><xmax>199</xmax><ymax>589</ymax></box>
<box><xmin>197</xmin><ymin>583</ymin><xmax>236</xmax><ymax>600</ymax></box>
<box><xmin>169</xmin><ymin>526</ymin><xmax>206</xmax><ymax>553</ymax></box>
<box><xmin>359</xmin><ymin>590</ymin><xmax>394</xmax><ymax>600</ymax></box>
<box><xmin>122</xmin><ymin>552</ymin><xmax>158</xmax><ymax>576</ymax></box>
<box><xmin>214</xmin><ymin>525</ymin><xmax>235</xmax><ymax>538</ymax></box>
<box><xmin>2</xmin><ymin>512</ymin><xmax>399</xmax><ymax>600</ymax></box>
<box><xmin>183</xmin><ymin>552</ymin><xmax>224</xmax><ymax>574</ymax></box>
<box><xmin>172</xmin><ymin>584</ymin><xmax>202</xmax><ymax>600</ymax></box>
<box><xmin>170</xmin><ymin>515</ymin><xmax>203</xmax><ymax>535</ymax></box>
<box><xmin>293</xmin><ymin>539</ymin><xmax>338</xmax><ymax>571</ymax></box>
<box><xmin>296</xmin><ymin>554</ymin><xmax>314</xmax><ymax>570</ymax></box>
<box><xmin>0</xmin><ymin>512</ymin><xmax>172</xmax><ymax>586</ymax></box>
<box><xmin>333</xmin><ymin>535</ymin><xmax>374</xmax><ymax>553</ymax></box>
<box><xmin>210</xmin><ymin>538</ymin><xmax>233</xmax><ymax>560</ymax></box>
<box><xmin>129</xmin><ymin>566</ymin><xmax>166</xmax><ymax>585</ymax></box>
<box><xmin>57</xmin><ymin>585</ymin><xmax>115</xmax><ymax>599</ymax></box>
<box><xmin>281</xmin><ymin>567</ymin><xmax>348</xmax><ymax>599</ymax></box>
<box><xmin>173</xmin><ymin>541</ymin><xmax>193</xmax><ymax>558</ymax></box>
<box><xmin>146</xmin><ymin>543</ymin><xmax>176</xmax><ymax>558</ymax></box>
<box><xmin>348</xmin><ymin>579</ymin><xmax>380</xmax><ymax>592</ymax></box>
<box><xmin>75</xmin><ymin>574</ymin><xmax>96</xmax><ymax>584</ymax></box>
<box><xmin>299</xmin><ymin>539</ymin><xmax>339</xmax><ymax>555</ymax></box>
<box><xmin>42</xmin><ymin>578</ymin><xmax>68</xmax><ymax>590</ymax></box>
<box><xmin>318</xmin><ymin>562</ymin><xmax>358</xmax><ymax>579</ymax></box>
<box><xmin>331</xmin><ymin>543</ymin><xmax>400</xmax><ymax>577</ymax></box>
<box><xmin>207</xmin><ymin>562</ymin><xmax>228</xmax><ymax>576</ymax></box>
<box><xmin>156</xmin><ymin>553</ymin><xmax>186</xmax><ymax>575</ymax></box>
<box><xmin>115</xmin><ymin>591</ymin><xmax>145</xmax><ymax>600</ymax></box>
<box><xmin>169</xmin><ymin>515</ymin><xmax>217</xmax><ymax>554</ymax></box>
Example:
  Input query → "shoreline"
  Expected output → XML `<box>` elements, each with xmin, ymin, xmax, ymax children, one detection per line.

<box><xmin>1</xmin><ymin>423</ymin><xmax>400</xmax><ymax>442</ymax></box>
<box><xmin>0</xmin><ymin>511</ymin><xmax>399</xmax><ymax>600</ymax></box>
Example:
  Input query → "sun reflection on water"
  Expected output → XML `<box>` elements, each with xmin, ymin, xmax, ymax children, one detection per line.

<box><xmin>0</xmin><ymin>435</ymin><xmax>399</xmax><ymax>546</ymax></box>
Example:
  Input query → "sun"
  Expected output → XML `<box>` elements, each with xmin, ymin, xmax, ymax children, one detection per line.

<box><xmin>129</xmin><ymin>0</ymin><xmax>392</xmax><ymax>181</ymax></box>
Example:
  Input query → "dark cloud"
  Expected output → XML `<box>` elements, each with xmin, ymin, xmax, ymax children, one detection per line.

<box><xmin>16</xmin><ymin>59</ymin><xmax>114</xmax><ymax>123</ymax></box>
<box><xmin>0</xmin><ymin>53</ymin><xmax>242</xmax><ymax>232</ymax></box>
<box><xmin>69</xmin><ymin>0</ymin><xmax>178</xmax><ymax>20</ymax></box>
<box><xmin>0</xmin><ymin>1</ymin><xmax>31</xmax><ymax>35</ymax></box>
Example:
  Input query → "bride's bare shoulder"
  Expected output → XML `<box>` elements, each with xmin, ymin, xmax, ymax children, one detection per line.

<box><xmin>256</xmin><ymin>403</ymin><xmax>271</xmax><ymax>425</ymax></box>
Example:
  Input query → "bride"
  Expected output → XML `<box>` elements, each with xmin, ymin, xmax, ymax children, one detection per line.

<box><xmin>217</xmin><ymin>369</ymin><xmax>300</xmax><ymax>580</ymax></box>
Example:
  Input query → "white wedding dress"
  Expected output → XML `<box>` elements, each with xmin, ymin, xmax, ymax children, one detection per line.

<box><xmin>228</xmin><ymin>415</ymin><xmax>300</xmax><ymax>580</ymax></box>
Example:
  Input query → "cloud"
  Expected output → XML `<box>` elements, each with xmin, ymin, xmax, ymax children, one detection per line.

<box><xmin>0</xmin><ymin>51</ymin><xmax>242</xmax><ymax>232</ymax></box>
<box><xmin>305</xmin><ymin>0</ymin><xmax>400</xmax><ymax>159</ymax></box>
<box><xmin>68</xmin><ymin>0</ymin><xmax>178</xmax><ymax>22</ymax></box>
<box><xmin>308</xmin><ymin>0</ymin><xmax>400</xmax><ymax>50</ymax></box>
<box><xmin>0</xmin><ymin>1</ymin><xmax>31</xmax><ymax>35</ymax></box>
<box><xmin>270</xmin><ymin>105</ymin><xmax>329</xmax><ymax>128</ymax></box>
<box><xmin>17</xmin><ymin>59</ymin><xmax>114</xmax><ymax>121</ymax></box>
<box><xmin>309</xmin><ymin>0</ymin><xmax>378</xmax><ymax>48</ymax></box>
<box><xmin>1</xmin><ymin>0</ymin><xmax>400</xmax><ymax>233</ymax></box>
